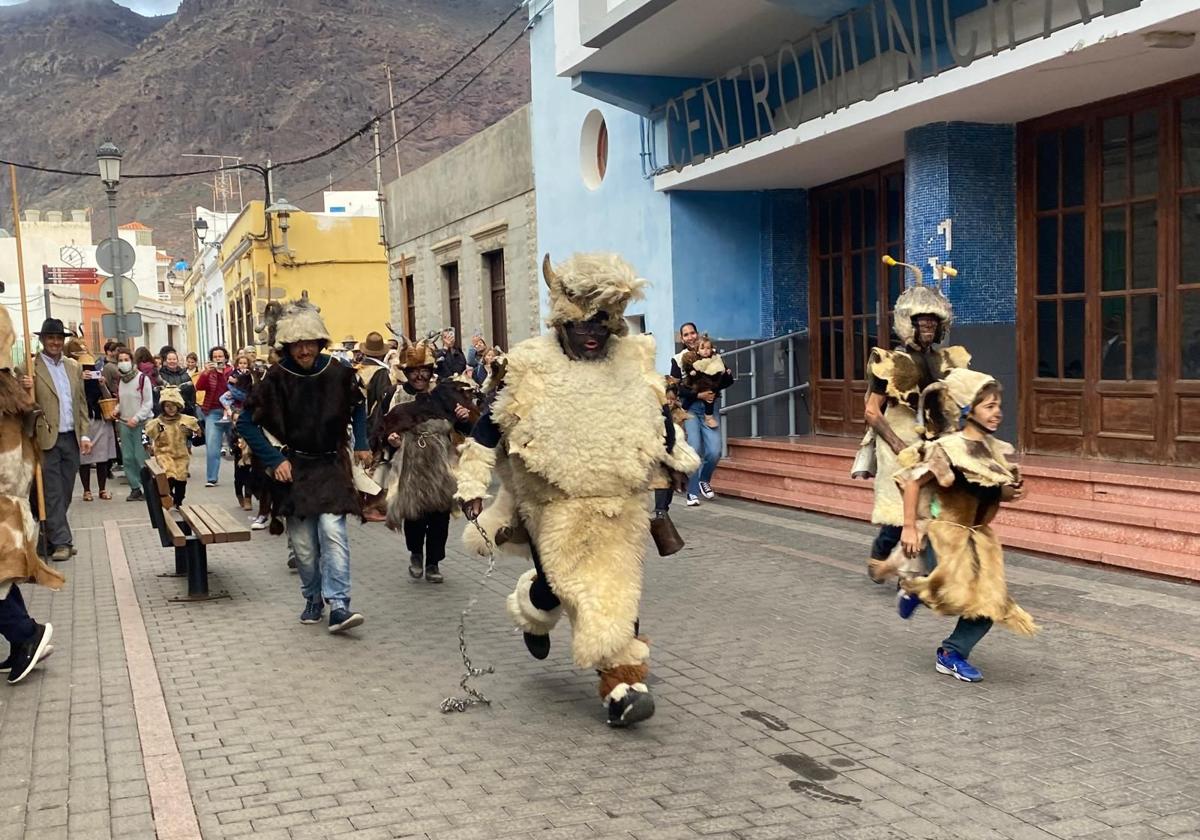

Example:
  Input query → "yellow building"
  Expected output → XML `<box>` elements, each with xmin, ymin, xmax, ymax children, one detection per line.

<box><xmin>219</xmin><ymin>200</ymin><xmax>388</xmax><ymax>353</ymax></box>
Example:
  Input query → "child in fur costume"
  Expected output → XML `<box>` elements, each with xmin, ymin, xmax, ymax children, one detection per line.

<box><xmin>894</xmin><ymin>369</ymin><xmax>1037</xmax><ymax>683</ymax></box>
<box><xmin>679</xmin><ymin>335</ymin><xmax>727</xmax><ymax>429</ymax></box>
<box><xmin>143</xmin><ymin>387</ymin><xmax>203</xmax><ymax>506</ymax></box>
<box><xmin>456</xmin><ymin>253</ymin><xmax>699</xmax><ymax>727</ymax></box>
<box><xmin>372</xmin><ymin>339</ymin><xmax>475</xmax><ymax>583</ymax></box>
<box><xmin>0</xmin><ymin>304</ymin><xmax>63</xmax><ymax>684</ymax></box>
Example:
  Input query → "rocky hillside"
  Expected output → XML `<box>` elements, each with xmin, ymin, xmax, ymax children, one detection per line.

<box><xmin>0</xmin><ymin>0</ymin><xmax>530</xmax><ymax>255</ymax></box>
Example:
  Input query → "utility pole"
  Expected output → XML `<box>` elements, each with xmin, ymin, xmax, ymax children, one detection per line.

<box><xmin>385</xmin><ymin>63</ymin><xmax>403</xmax><ymax>180</ymax></box>
<box><xmin>373</xmin><ymin>120</ymin><xmax>388</xmax><ymax>248</ymax></box>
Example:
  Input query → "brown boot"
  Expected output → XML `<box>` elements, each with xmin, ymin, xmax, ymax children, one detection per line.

<box><xmin>650</xmin><ymin>511</ymin><xmax>684</xmax><ymax>556</ymax></box>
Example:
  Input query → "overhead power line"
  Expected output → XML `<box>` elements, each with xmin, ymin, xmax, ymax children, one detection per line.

<box><xmin>0</xmin><ymin>1</ymin><xmax>526</xmax><ymax>182</ymax></box>
<box><xmin>293</xmin><ymin>18</ymin><xmax>531</xmax><ymax>204</ymax></box>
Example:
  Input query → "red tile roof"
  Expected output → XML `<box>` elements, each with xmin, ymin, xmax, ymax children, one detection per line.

<box><xmin>119</xmin><ymin>221</ymin><xmax>152</xmax><ymax>230</ymax></box>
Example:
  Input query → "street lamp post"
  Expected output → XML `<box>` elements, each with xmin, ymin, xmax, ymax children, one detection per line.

<box><xmin>264</xmin><ymin>197</ymin><xmax>299</xmax><ymax>303</ymax></box>
<box><xmin>96</xmin><ymin>141</ymin><xmax>126</xmax><ymax>343</ymax></box>
<box><xmin>194</xmin><ymin>216</ymin><xmax>208</xmax><ymax>253</ymax></box>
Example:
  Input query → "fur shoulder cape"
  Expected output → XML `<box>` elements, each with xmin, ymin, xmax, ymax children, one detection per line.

<box><xmin>867</xmin><ymin>345</ymin><xmax>971</xmax><ymax>403</ymax></box>
<box><xmin>897</xmin><ymin>432</ymin><xmax>1018</xmax><ymax>489</ymax></box>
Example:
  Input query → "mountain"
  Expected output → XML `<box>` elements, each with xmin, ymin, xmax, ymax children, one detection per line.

<box><xmin>0</xmin><ymin>0</ymin><xmax>530</xmax><ymax>256</ymax></box>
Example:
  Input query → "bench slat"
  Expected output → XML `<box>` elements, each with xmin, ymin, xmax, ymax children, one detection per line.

<box><xmin>163</xmin><ymin>512</ymin><xmax>187</xmax><ymax>548</ymax></box>
<box><xmin>179</xmin><ymin>505</ymin><xmax>218</xmax><ymax>544</ymax></box>
<box><xmin>200</xmin><ymin>506</ymin><xmax>252</xmax><ymax>543</ymax></box>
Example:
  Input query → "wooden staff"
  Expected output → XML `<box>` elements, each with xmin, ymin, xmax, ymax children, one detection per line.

<box><xmin>9</xmin><ymin>164</ymin><xmax>47</xmax><ymax>523</ymax></box>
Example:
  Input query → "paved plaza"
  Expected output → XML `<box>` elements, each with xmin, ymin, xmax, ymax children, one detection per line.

<box><xmin>2</xmin><ymin>457</ymin><xmax>1199</xmax><ymax>840</ymax></box>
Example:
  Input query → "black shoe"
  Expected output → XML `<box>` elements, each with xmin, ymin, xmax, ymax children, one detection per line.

<box><xmin>523</xmin><ymin>632</ymin><xmax>550</xmax><ymax>660</ymax></box>
<box><xmin>606</xmin><ymin>683</ymin><xmax>655</xmax><ymax>727</ymax></box>
<box><xmin>0</xmin><ymin>643</ymin><xmax>54</xmax><ymax>673</ymax></box>
<box><xmin>287</xmin><ymin>555</ymin><xmax>298</xmax><ymax>570</ymax></box>
<box><xmin>126</xmin><ymin>489</ymin><xmax>144</xmax><ymax>502</ymax></box>
<box><xmin>328</xmin><ymin>608</ymin><xmax>364</xmax><ymax>634</ymax></box>
<box><xmin>8</xmin><ymin>622</ymin><xmax>53</xmax><ymax>685</ymax></box>
<box><xmin>424</xmin><ymin>565</ymin><xmax>444</xmax><ymax>584</ymax></box>
<box><xmin>408</xmin><ymin>553</ymin><xmax>424</xmax><ymax>579</ymax></box>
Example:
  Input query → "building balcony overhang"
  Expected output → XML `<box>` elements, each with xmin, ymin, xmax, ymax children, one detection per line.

<box><xmin>648</xmin><ymin>0</ymin><xmax>1199</xmax><ymax>191</ymax></box>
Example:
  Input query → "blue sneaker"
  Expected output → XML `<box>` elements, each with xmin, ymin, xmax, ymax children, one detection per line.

<box><xmin>897</xmin><ymin>592</ymin><xmax>921</xmax><ymax>619</ymax></box>
<box><xmin>935</xmin><ymin>648</ymin><xmax>982</xmax><ymax>682</ymax></box>
<box><xmin>299</xmin><ymin>599</ymin><xmax>324</xmax><ymax>625</ymax></box>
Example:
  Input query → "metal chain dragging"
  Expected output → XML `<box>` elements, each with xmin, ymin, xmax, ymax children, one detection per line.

<box><xmin>439</xmin><ymin>517</ymin><xmax>498</xmax><ymax>713</ymax></box>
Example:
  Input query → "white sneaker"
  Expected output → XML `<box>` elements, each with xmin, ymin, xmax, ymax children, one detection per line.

<box><xmin>686</xmin><ymin>494</ymin><xmax>701</xmax><ymax>507</ymax></box>
<box><xmin>204</xmin><ymin>481</ymin><xmax>216</xmax><ymax>488</ymax></box>
<box><xmin>699</xmin><ymin>481</ymin><xmax>716</xmax><ymax>500</ymax></box>
<box><xmin>250</xmin><ymin>516</ymin><xmax>268</xmax><ymax>530</ymax></box>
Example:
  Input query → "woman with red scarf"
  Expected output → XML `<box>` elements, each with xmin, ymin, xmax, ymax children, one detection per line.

<box><xmin>198</xmin><ymin>346</ymin><xmax>232</xmax><ymax>487</ymax></box>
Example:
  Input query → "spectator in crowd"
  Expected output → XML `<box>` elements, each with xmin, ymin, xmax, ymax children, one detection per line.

<box><xmin>113</xmin><ymin>347</ymin><xmax>154</xmax><ymax>502</ymax></box>
<box><xmin>77</xmin><ymin>349</ymin><xmax>116</xmax><ymax>501</ymax></box>
<box><xmin>435</xmin><ymin>328</ymin><xmax>467</xmax><ymax>378</ymax></box>
<box><xmin>100</xmin><ymin>340</ymin><xmax>121</xmax><ymax>399</ymax></box>
<box><xmin>184</xmin><ymin>352</ymin><xmax>199</xmax><ymax>375</ymax></box>
<box><xmin>197</xmin><ymin>346</ymin><xmax>233</xmax><ymax>486</ymax></box>
<box><xmin>466</xmin><ymin>333</ymin><xmax>487</xmax><ymax>368</ymax></box>
<box><xmin>157</xmin><ymin>349</ymin><xmax>196</xmax><ymax>416</ymax></box>
<box><xmin>670</xmin><ymin>322</ymin><xmax>733</xmax><ymax>507</ymax></box>
<box><xmin>22</xmin><ymin>319</ymin><xmax>92</xmax><ymax>560</ymax></box>
<box><xmin>471</xmin><ymin>345</ymin><xmax>501</xmax><ymax>387</ymax></box>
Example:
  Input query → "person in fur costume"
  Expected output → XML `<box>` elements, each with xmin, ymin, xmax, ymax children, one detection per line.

<box><xmin>456</xmin><ymin>253</ymin><xmax>700</xmax><ymax>728</ymax></box>
<box><xmin>0</xmin><ymin>305</ymin><xmax>62</xmax><ymax>684</ymax></box>
<box><xmin>679</xmin><ymin>335</ymin><xmax>728</xmax><ymax>429</ymax></box>
<box><xmin>142</xmin><ymin>387</ymin><xmax>203</xmax><ymax>506</ymax></box>
<box><xmin>371</xmin><ymin>338</ymin><xmax>474</xmax><ymax>583</ymax></box>
<box><xmin>894</xmin><ymin>368</ymin><xmax>1037</xmax><ymax>683</ymax></box>
<box><xmin>237</xmin><ymin>292</ymin><xmax>371</xmax><ymax>634</ymax></box>
<box><xmin>859</xmin><ymin>257</ymin><xmax>970</xmax><ymax>585</ymax></box>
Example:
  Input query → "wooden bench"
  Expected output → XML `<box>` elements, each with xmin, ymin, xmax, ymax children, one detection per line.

<box><xmin>141</xmin><ymin>461</ymin><xmax>249</xmax><ymax>602</ymax></box>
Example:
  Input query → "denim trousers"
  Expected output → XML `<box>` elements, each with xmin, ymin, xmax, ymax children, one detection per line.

<box><xmin>287</xmin><ymin>513</ymin><xmax>352</xmax><ymax>611</ymax></box>
<box><xmin>682</xmin><ymin>402</ymin><xmax>721</xmax><ymax>497</ymax></box>
<box><xmin>203</xmin><ymin>409</ymin><xmax>226</xmax><ymax>484</ymax></box>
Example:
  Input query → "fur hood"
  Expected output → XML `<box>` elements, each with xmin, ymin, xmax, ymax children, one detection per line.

<box><xmin>543</xmin><ymin>253</ymin><xmax>646</xmax><ymax>336</ymax></box>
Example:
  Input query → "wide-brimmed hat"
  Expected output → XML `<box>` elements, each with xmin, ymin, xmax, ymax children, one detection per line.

<box><xmin>35</xmin><ymin>318</ymin><xmax>69</xmax><ymax>338</ymax></box>
<box><xmin>359</xmin><ymin>331</ymin><xmax>388</xmax><ymax>358</ymax></box>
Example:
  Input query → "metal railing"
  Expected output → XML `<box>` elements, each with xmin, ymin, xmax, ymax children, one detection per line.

<box><xmin>716</xmin><ymin>329</ymin><xmax>810</xmax><ymax>457</ymax></box>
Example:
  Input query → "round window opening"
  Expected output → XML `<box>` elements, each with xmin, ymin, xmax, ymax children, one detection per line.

<box><xmin>580</xmin><ymin>110</ymin><xmax>608</xmax><ymax>190</ymax></box>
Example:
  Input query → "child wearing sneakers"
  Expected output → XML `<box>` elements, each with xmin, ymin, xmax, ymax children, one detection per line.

<box><xmin>894</xmin><ymin>368</ymin><xmax>1038</xmax><ymax>682</ymax></box>
<box><xmin>679</xmin><ymin>335</ymin><xmax>728</xmax><ymax>429</ymax></box>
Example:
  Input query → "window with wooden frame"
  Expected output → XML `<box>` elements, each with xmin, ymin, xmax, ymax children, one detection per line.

<box><xmin>443</xmin><ymin>262</ymin><xmax>461</xmax><ymax>341</ymax></box>
<box><xmin>404</xmin><ymin>274</ymin><xmax>416</xmax><ymax>340</ymax></box>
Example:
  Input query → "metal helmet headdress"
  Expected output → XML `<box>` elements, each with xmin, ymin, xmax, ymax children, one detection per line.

<box><xmin>542</xmin><ymin>252</ymin><xmax>647</xmax><ymax>337</ymax></box>
<box><xmin>884</xmin><ymin>256</ymin><xmax>955</xmax><ymax>348</ymax></box>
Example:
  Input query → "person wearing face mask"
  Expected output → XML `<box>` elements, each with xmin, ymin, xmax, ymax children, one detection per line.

<box><xmin>112</xmin><ymin>348</ymin><xmax>155</xmax><ymax>502</ymax></box>
<box><xmin>370</xmin><ymin>339</ymin><xmax>475</xmax><ymax>584</ymax></box>
<box><xmin>893</xmin><ymin>370</ymin><xmax>1037</xmax><ymax>683</ymax></box>
<box><xmin>236</xmin><ymin>293</ymin><xmax>371</xmax><ymax>634</ymax></box>
<box><xmin>858</xmin><ymin>259</ymin><xmax>971</xmax><ymax>586</ymax></box>
<box><xmin>455</xmin><ymin>254</ymin><xmax>698</xmax><ymax>728</ymax></box>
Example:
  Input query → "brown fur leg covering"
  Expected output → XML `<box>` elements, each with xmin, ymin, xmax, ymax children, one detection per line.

<box><xmin>598</xmin><ymin>664</ymin><xmax>648</xmax><ymax>699</ymax></box>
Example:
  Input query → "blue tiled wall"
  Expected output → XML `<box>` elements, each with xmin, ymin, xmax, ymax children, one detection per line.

<box><xmin>904</xmin><ymin>122</ymin><xmax>1017</xmax><ymax>326</ymax></box>
<box><xmin>760</xmin><ymin>190</ymin><xmax>809</xmax><ymax>337</ymax></box>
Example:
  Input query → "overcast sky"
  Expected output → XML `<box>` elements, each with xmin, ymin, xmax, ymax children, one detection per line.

<box><xmin>0</xmin><ymin>0</ymin><xmax>181</xmax><ymax>14</ymax></box>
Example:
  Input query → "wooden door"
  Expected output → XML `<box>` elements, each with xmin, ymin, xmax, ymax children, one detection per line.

<box><xmin>810</xmin><ymin>165</ymin><xmax>905</xmax><ymax>436</ymax></box>
<box><xmin>1019</xmin><ymin>75</ymin><xmax>1200</xmax><ymax>465</ymax></box>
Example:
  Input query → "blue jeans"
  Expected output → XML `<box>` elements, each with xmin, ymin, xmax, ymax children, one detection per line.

<box><xmin>0</xmin><ymin>584</ymin><xmax>35</xmax><ymax>645</ymax></box>
<box><xmin>203</xmin><ymin>409</ymin><xmax>226</xmax><ymax>484</ymax></box>
<box><xmin>287</xmin><ymin>513</ymin><xmax>352</xmax><ymax>611</ymax></box>
<box><xmin>683</xmin><ymin>402</ymin><xmax>721</xmax><ymax>497</ymax></box>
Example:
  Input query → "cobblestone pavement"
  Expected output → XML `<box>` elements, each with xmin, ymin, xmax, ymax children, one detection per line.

<box><xmin>3</xmin><ymin>454</ymin><xmax>1200</xmax><ymax>840</ymax></box>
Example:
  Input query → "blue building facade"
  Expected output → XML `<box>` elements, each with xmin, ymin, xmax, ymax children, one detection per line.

<box><xmin>529</xmin><ymin>0</ymin><xmax>1200</xmax><ymax>464</ymax></box>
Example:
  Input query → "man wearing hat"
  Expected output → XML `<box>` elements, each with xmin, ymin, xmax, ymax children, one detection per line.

<box><xmin>357</xmin><ymin>331</ymin><xmax>391</xmax><ymax>431</ymax></box>
<box><xmin>19</xmin><ymin>319</ymin><xmax>92</xmax><ymax>561</ymax></box>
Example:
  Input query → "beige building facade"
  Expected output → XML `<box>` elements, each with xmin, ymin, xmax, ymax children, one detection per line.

<box><xmin>384</xmin><ymin>106</ymin><xmax>537</xmax><ymax>352</ymax></box>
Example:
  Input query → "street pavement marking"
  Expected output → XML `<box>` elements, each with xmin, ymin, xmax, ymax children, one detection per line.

<box><xmin>104</xmin><ymin>521</ymin><xmax>203</xmax><ymax>840</ymax></box>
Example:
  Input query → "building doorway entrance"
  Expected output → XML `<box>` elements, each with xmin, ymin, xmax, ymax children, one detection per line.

<box><xmin>809</xmin><ymin>164</ymin><xmax>906</xmax><ymax>436</ymax></box>
<box><xmin>1019</xmin><ymin>75</ymin><xmax>1200</xmax><ymax>465</ymax></box>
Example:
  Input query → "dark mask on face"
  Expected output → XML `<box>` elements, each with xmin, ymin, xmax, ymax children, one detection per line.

<box><xmin>560</xmin><ymin>313</ymin><xmax>612</xmax><ymax>361</ymax></box>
